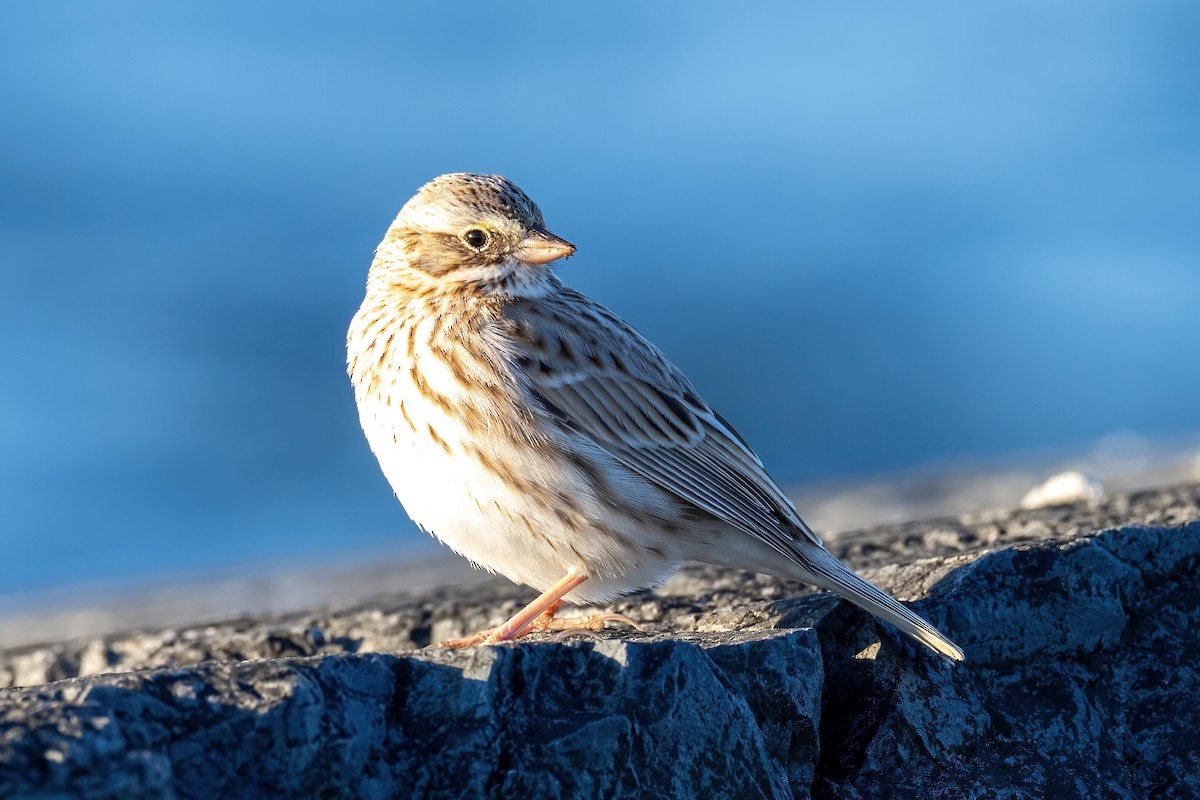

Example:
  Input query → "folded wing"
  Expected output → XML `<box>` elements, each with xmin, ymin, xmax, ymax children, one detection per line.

<box><xmin>505</xmin><ymin>290</ymin><xmax>822</xmax><ymax>557</ymax></box>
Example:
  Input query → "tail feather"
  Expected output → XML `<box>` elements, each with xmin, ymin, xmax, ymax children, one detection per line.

<box><xmin>800</xmin><ymin>548</ymin><xmax>964</xmax><ymax>662</ymax></box>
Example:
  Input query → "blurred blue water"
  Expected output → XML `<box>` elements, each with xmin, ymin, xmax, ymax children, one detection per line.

<box><xmin>1</xmin><ymin>2</ymin><xmax>1198</xmax><ymax>596</ymax></box>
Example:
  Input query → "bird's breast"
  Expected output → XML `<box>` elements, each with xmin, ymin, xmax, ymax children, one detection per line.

<box><xmin>352</xmin><ymin>308</ymin><xmax>512</xmax><ymax>453</ymax></box>
<box><xmin>347</xmin><ymin>296</ymin><xmax>694</xmax><ymax>598</ymax></box>
<box><xmin>350</xmin><ymin>305</ymin><xmax>535</xmax><ymax>517</ymax></box>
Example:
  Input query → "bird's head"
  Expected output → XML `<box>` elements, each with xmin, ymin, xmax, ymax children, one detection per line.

<box><xmin>372</xmin><ymin>173</ymin><xmax>575</xmax><ymax>296</ymax></box>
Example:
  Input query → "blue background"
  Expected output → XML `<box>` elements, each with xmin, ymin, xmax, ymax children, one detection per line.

<box><xmin>2</xmin><ymin>2</ymin><xmax>1198</xmax><ymax>596</ymax></box>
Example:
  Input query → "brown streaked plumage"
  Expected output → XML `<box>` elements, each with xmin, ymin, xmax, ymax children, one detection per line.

<box><xmin>347</xmin><ymin>172</ymin><xmax>963</xmax><ymax>660</ymax></box>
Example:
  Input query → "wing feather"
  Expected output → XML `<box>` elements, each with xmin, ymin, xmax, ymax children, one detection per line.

<box><xmin>505</xmin><ymin>291</ymin><xmax>822</xmax><ymax>553</ymax></box>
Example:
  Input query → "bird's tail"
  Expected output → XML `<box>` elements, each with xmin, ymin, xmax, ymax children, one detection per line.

<box><xmin>795</xmin><ymin>547</ymin><xmax>964</xmax><ymax>661</ymax></box>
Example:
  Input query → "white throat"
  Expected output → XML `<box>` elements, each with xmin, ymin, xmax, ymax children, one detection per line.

<box><xmin>458</xmin><ymin>260</ymin><xmax>560</xmax><ymax>299</ymax></box>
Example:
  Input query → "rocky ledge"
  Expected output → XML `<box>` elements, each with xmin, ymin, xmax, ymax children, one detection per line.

<box><xmin>2</xmin><ymin>484</ymin><xmax>1199</xmax><ymax>799</ymax></box>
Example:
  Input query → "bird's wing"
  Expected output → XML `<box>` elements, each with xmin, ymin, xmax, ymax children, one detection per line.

<box><xmin>502</xmin><ymin>290</ymin><xmax>821</xmax><ymax>554</ymax></box>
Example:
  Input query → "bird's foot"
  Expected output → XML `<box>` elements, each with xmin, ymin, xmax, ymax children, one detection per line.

<box><xmin>430</xmin><ymin>568</ymin><xmax>644</xmax><ymax>649</ymax></box>
<box><xmin>536</xmin><ymin>611</ymin><xmax>644</xmax><ymax>640</ymax></box>
<box><xmin>434</xmin><ymin>611</ymin><xmax>643</xmax><ymax>649</ymax></box>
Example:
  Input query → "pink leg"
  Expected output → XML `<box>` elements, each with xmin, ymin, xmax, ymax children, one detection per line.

<box><xmin>436</xmin><ymin>568</ymin><xmax>588</xmax><ymax>649</ymax></box>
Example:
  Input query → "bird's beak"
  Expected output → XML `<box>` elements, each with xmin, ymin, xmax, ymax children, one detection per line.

<box><xmin>513</xmin><ymin>227</ymin><xmax>576</xmax><ymax>265</ymax></box>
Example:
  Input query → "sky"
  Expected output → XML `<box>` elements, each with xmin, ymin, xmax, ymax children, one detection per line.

<box><xmin>1</xmin><ymin>1</ymin><xmax>1198</xmax><ymax>596</ymax></box>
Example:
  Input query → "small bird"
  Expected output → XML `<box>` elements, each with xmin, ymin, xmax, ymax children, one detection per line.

<box><xmin>347</xmin><ymin>173</ymin><xmax>963</xmax><ymax>660</ymax></box>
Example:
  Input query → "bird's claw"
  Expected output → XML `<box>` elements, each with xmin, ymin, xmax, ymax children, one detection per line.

<box><xmin>431</xmin><ymin>612</ymin><xmax>643</xmax><ymax>648</ymax></box>
<box><xmin>540</xmin><ymin>612</ymin><xmax>644</xmax><ymax>640</ymax></box>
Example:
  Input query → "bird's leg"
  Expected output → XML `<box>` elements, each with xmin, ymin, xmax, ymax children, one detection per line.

<box><xmin>435</xmin><ymin>568</ymin><xmax>588</xmax><ymax>649</ymax></box>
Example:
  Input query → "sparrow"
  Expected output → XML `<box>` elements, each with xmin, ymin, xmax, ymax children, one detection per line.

<box><xmin>347</xmin><ymin>173</ymin><xmax>963</xmax><ymax>660</ymax></box>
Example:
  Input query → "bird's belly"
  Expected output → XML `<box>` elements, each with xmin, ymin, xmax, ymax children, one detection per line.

<box><xmin>357</xmin><ymin>392</ymin><xmax>681</xmax><ymax>603</ymax></box>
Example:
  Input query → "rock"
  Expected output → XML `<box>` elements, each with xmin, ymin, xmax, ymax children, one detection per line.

<box><xmin>1019</xmin><ymin>470</ymin><xmax>1104</xmax><ymax>509</ymax></box>
<box><xmin>1</xmin><ymin>484</ymin><xmax>1199</xmax><ymax>799</ymax></box>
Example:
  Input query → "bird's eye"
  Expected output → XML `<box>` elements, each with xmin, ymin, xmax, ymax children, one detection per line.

<box><xmin>461</xmin><ymin>229</ymin><xmax>489</xmax><ymax>250</ymax></box>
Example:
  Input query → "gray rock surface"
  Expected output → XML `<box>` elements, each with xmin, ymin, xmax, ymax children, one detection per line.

<box><xmin>2</xmin><ymin>484</ymin><xmax>1199</xmax><ymax>799</ymax></box>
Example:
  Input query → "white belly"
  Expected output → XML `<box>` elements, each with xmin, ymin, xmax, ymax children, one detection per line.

<box><xmin>353</xmin><ymin>332</ymin><xmax>683</xmax><ymax>603</ymax></box>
